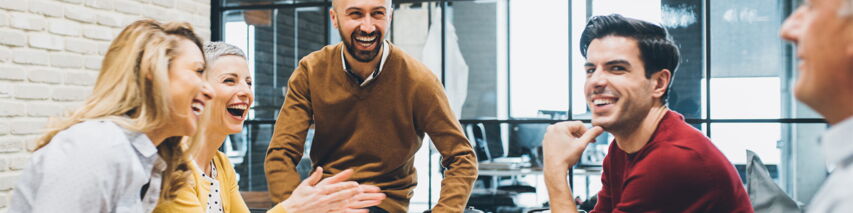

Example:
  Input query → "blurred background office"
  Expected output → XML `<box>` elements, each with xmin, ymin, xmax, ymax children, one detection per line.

<box><xmin>0</xmin><ymin>0</ymin><xmax>828</xmax><ymax>212</ymax></box>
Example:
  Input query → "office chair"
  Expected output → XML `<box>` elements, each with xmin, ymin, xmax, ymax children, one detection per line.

<box><xmin>465</xmin><ymin>123</ymin><xmax>493</xmax><ymax>162</ymax></box>
<box><xmin>464</xmin><ymin>122</ymin><xmax>520</xmax><ymax>212</ymax></box>
<box><xmin>469</xmin><ymin>122</ymin><xmax>537</xmax><ymax>193</ymax></box>
<box><xmin>509</xmin><ymin>123</ymin><xmax>549</xmax><ymax>168</ymax></box>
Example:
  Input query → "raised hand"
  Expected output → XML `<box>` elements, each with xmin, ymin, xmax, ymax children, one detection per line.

<box><xmin>543</xmin><ymin>121</ymin><xmax>604</xmax><ymax>213</ymax></box>
<box><xmin>543</xmin><ymin>121</ymin><xmax>604</xmax><ymax>169</ymax></box>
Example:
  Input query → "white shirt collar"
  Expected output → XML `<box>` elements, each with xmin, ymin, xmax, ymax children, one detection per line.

<box><xmin>127</xmin><ymin>130</ymin><xmax>158</xmax><ymax>158</ymax></box>
<box><xmin>125</xmin><ymin>130</ymin><xmax>166</xmax><ymax>175</ymax></box>
<box><xmin>341</xmin><ymin>40</ymin><xmax>391</xmax><ymax>87</ymax></box>
<box><xmin>822</xmin><ymin>116</ymin><xmax>853</xmax><ymax>171</ymax></box>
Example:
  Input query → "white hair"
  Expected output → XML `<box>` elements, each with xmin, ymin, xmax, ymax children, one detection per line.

<box><xmin>203</xmin><ymin>41</ymin><xmax>246</xmax><ymax>64</ymax></box>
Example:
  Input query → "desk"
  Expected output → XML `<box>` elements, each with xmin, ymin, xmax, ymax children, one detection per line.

<box><xmin>478</xmin><ymin>167</ymin><xmax>543</xmax><ymax>176</ymax></box>
<box><xmin>240</xmin><ymin>191</ymin><xmax>274</xmax><ymax>209</ymax></box>
<box><xmin>573</xmin><ymin>165</ymin><xmax>602</xmax><ymax>200</ymax></box>
<box><xmin>478</xmin><ymin>161</ymin><xmax>543</xmax><ymax>191</ymax></box>
<box><xmin>573</xmin><ymin>165</ymin><xmax>602</xmax><ymax>175</ymax></box>
<box><xmin>478</xmin><ymin>164</ymin><xmax>603</xmax><ymax>199</ymax></box>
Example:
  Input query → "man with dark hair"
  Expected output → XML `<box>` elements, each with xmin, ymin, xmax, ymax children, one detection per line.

<box><xmin>264</xmin><ymin>0</ymin><xmax>478</xmax><ymax>212</ymax></box>
<box><xmin>543</xmin><ymin>14</ymin><xmax>753</xmax><ymax>213</ymax></box>
<box><xmin>780</xmin><ymin>0</ymin><xmax>853</xmax><ymax>211</ymax></box>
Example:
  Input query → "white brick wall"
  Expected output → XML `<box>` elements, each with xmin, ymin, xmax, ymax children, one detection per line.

<box><xmin>0</xmin><ymin>0</ymin><xmax>210</xmax><ymax>210</ymax></box>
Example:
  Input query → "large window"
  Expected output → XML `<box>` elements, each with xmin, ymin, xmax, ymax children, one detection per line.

<box><xmin>213</xmin><ymin>0</ymin><xmax>828</xmax><ymax>211</ymax></box>
<box><xmin>217</xmin><ymin>3</ymin><xmax>329</xmax><ymax>192</ymax></box>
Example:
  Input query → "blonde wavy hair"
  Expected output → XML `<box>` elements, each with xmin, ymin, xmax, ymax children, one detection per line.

<box><xmin>35</xmin><ymin>19</ymin><xmax>204</xmax><ymax>201</ymax></box>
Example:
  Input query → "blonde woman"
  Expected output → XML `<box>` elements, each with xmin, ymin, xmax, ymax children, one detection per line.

<box><xmin>10</xmin><ymin>20</ymin><xmax>213</xmax><ymax>213</ymax></box>
<box><xmin>153</xmin><ymin>42</ymin><xmax>386</xmax><ymax>213</ymax></box>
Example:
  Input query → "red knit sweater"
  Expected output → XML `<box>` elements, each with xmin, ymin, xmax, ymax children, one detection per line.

<box><xmin>591</xmin><ymin>110</ymin><xmax>753</xmax><ymax>213</ymax></box>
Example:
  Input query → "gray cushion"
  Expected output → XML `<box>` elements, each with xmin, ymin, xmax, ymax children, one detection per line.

<box><xmin>747</xmin><ymin>150</ymin><xmax>801</xmax><ymax>213</ymax></box>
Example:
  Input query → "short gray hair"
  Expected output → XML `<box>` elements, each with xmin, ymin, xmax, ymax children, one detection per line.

<box><xmin>203</xmin><ymin>41</ymin><xmax>246</xmax><ymax>64</ymax></box>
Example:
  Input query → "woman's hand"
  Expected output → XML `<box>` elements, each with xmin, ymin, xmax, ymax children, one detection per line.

<box><xmin>330</xmin><ymin>184</ymin><xmax>386</xmax><ymax>213</ymax></box>
<box><xmin>279</xmin><ymin>167</ymin><xmax>362</xmax><ymax>213</ymax></box>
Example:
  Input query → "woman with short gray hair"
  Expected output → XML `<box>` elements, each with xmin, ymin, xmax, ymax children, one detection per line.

<box><xmin>153</xmin><ymin>41</ymin><xmax>386</xmax><ymax>213</ymax></box>
<box><xmin>203</xmin><ymin>41</ymin><xmax>246</xmax><ymax>64</ymax></box>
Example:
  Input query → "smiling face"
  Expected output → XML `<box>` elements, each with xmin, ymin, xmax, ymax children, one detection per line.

<box><xmin>168</xmin><ymin>38</ymin><xmax>213</xmax><ymax>136</ymax></box>
<box><xmin>331</xmin><ymin>0</ymin><xmax>391</xmax><ymax>62</ymax></box>
<box><xmin>205</xmin><ymin>55</ymin><xmax>253</xmax><ymax>134</ymax></box>
<box><xmin>780</xmin><ymin>0</ymin><xmax>853</xmax><ymax>123</ymax></box>
<box><xmin>584</xmin><ymin>36</ymin><xmax>669</xmax><ymax>133</ymax></box>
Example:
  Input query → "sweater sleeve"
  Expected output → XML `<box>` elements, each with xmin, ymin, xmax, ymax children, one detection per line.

<box><xmin>413</xmin><ymin>74</ymin><xmax>478</xmax><ymax>212</ymax></box>
<box><xmin>265</xmin><ymin>65</ymin><xmax>313</xmax><ymax>203</ymax></box>
<box><xmin>608</xmin><ymin>147</ymin><xmax>714</xmax><ymax>213</ymax></box>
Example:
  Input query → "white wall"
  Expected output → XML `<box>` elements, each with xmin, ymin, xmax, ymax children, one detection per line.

<box><xmin>0</xmin><ymin>0</ymin><xmax>210</xmax><ymax>210</ymax></box>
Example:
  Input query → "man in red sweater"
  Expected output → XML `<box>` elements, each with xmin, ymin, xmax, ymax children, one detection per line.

<box><xmin>543</xmin><ymin>14</ymin><xmax>754</xmax><ymax>213</ymax></box>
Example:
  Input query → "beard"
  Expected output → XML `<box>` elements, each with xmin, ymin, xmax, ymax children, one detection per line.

<box><xmin>340</xmin><ymin>28</ymin><xmax>383</xmax><ymax>63</ymax></box>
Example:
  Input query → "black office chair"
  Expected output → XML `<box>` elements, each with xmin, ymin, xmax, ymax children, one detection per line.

<box><xmin>468</xmin><ymin>122</ymin><xmax>538</xmax><ymax>193</ymax></box>
<box><xmin>509</xmin><ymin>123</ymin><xmax>549</xmax><ymax>168</ymax></box>
<box><xmin>465</xmin><ymin>122</ymin><xmax>501</xmax><ymax>189</ymax></box>
<box><xmin>465</xmin><ymin>122</ymin><xmax>493</xmax><ymax>162</ymax></box>
<box><xmin>465</xmin><ymin>122</ymin><xmax>504</xmax><ymax>162</ymax></box>
<box><xmin>463</xmin><ymin>122</ymin><xmax>520</xmax><ymax>212</ymax></box>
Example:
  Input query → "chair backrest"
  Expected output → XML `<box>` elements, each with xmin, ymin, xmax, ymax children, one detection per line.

<box><xmin>465</xmin><ymin>123</ymin><xmax>492</xmax><ymax>162</ymax></box>
<box><xmin>509</xmin><ymin>123</ymin><xmax>550</xmax><ymax>167</ymax></box>
<box><xmin>480</xmin><ymin>123</ymin><xmax>505</xmax><ymax>159</ymax></box>
<box><xmin>511</xmin><ymin>124</ymin><xmax>548</xmax><ymax>148</ymax></box>
<box><xmin>464</xmin><ymin>122</ymin><xmax>506</xmax><ymax>162</ymax></box>
<box><xmin>508</xmin><ymin>123</ymin><xmax>548</xmax><ymax>156</ymax></box>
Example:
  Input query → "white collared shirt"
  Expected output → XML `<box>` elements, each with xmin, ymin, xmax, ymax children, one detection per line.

<box><xmin>341</xmin><ymin>40</ymin><xmax>391</xmax><ymax>87</ymax></box>
<box><xmin>807</xmin><ymin>116</ymin><xmax>853</xmax><ymax>213</ymax></box>
<box><xmin>9</xmin><ymin>120</ymin><xmax>166</xmax><ymax>213</ymax></box>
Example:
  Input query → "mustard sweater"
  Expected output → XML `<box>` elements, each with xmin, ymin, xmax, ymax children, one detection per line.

<box><xmin>153</xmin><ymin>152</ymin><xmax>287</xmax><ymax>213</ymax></box>
<box><xmin>265</xmin><ymin>42</ymin><xmax>478</xmax><ymax>212</ymax></box>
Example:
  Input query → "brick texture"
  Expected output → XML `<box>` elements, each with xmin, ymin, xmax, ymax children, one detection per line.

<box><xmin>0</xmin><ymin>0</ymin><xmax>210</xmax><ymax>209</ymax></box>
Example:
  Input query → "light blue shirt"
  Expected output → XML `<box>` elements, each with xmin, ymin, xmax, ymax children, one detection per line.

<box><xmin>9</xmin><ymin>120</ymin><xmax>166</xmax><ymax>213</ymax></box>
<box><xmin>808</xmin><ymin>116</ymin><xmax>853</xmax><ymax>213</ymax></box>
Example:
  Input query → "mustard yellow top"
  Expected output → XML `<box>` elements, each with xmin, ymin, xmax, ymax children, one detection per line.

<box><xmin>153</xmin><ymin>151</ymin><xmax>287</xmax><ymax>213</ymax></box>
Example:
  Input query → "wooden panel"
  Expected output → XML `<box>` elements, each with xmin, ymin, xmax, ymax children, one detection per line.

<box><xmin>241</xmin><ymin>191</ymin><xmax>275</xmax><ymax>209</ymax></box>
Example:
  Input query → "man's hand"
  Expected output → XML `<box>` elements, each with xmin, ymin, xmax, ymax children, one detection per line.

<box><xmin>543</xmin><ymin>121</ymin><xmax>604</xmax><ymax>169</ymax></box>
<box><xmin>542</xmin><ymin>121</ymin><xmax>604</xmax><ymax>213</ymax></box>
<box><xmin>280</xmin><ymin>167</ymin><xmax>363</xmax><ymax>213</ymax></box>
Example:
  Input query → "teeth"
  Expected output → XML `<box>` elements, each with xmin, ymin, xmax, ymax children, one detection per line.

<box><xmin>593</xmin><ymin>99</ymin><xmax>613</xmax><ymax>105</ymax></box>
<box><xmin>227</xmin><ymin>104</ymin><xmax>247</xmax><ymax>110</ymax></box>
<box><xmin>191</xmin><ymin>102</ymin><xmax>204</xmax><ymax>115</ymax></box>
<box><xmin>355</xmin><ymin>36</ymin><xmax>376</xmax><ymax>42</ymax></box>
